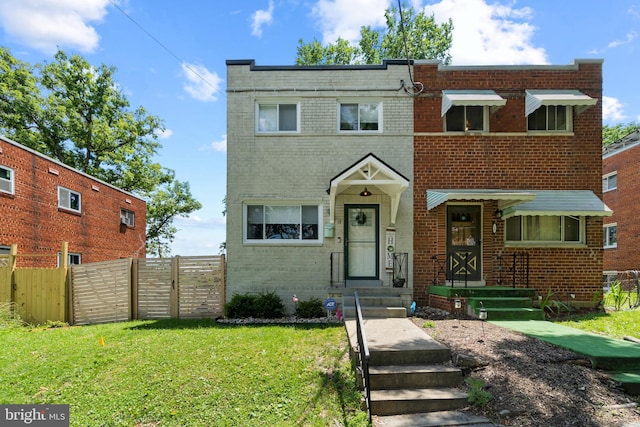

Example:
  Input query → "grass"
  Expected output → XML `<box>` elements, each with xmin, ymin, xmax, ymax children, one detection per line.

<box><xmin>558</xmin><ymin>307</ymin><xmax>640</xmax><ymax>340</ymax></box>
<box><xmin>0</xmin><ymin>318</ymin><xmax>369</xmax><ymax>427</ymax></box>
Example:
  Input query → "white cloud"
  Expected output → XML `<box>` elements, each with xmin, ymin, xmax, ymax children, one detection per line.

<box><xmin>0</xmin><ymin>0</ymin><xmax>110</xmax><ymax>54</ymax></box>
<box><xmin>251</xmin><ymin>1</ymin><xmax>274</xmax><ymax>37</ymax></box>
<box><xmin>607</xmin><ymin>31</ymin><xmax>638</xmax><ymax>49</ymax></box>
<box><xmin>425</xmin><ymin>0</ymin><xmax>547</xmax><ymax>65</ymax></box>
<box><xmin>181</xmin><ymin>63</ymin><xmax>222</xmax><ymax>102</ymax></box>
<box><xmin>602</xmin><ymin>96</ymin><xmax>627</xmax><ymax>123</ymax></box>
<box><xmin>312</xmin><ymin>0</ymin><xmax>389</xmax><ymax>44</ymax></box>
<box><xmin>155</xmin><ymin>129</ymin><xmax>173</xmax><ymax>139</ymax></box>
<box><xmin>210</xmin><ymin>135</ymin><xmax>227</xmax><ymax>153</ymax></box>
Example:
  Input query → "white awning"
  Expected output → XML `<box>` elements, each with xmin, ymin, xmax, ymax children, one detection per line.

<box><xmin>525</xmin><ymin>90</ymin><xmax>597</xmax><ymax>116</ymax></box>
<box><xmin>441</xmin><ymin>90</ymin><xmax>506</xmax><ymax>116</ymax></box>
<box><xmin>501</xmin><ymin>190</ymin><xmax>612</xmax><ymax>218</ymax></box>
<box><xmin>427</xmin><ymin>189</ymin><xmax>536</xmax><ymax>211</ymax></box>
<box><xmin>328</xmin><ymin>154</ymin><xmax>409</xmax><ymax>225</ymax></box>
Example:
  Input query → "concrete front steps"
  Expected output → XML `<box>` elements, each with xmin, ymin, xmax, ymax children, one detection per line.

<box><xmin>333</xmin><ymin>286</ymin><xmax>412</xmax><ymax>319</ymax></box>
<box><xmin>346</xmin><ymin>318</ymin><xmax>495</xmax><ymax>426</ymax></box>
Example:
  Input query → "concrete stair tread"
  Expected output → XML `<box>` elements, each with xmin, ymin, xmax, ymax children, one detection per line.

<box><xmin>376</xmin><ymin>410</ymin><xmax>494</xmax><ymax>427</ymax></box>
<box><xmin>370</xmin><ymin>387</ymin><xmax>467</xmax><ymax>400</ymax></box>
<box><xmin>370</xmin><ymin>364</ymin><xmax>460</xmax><ymax>375</ymax></box>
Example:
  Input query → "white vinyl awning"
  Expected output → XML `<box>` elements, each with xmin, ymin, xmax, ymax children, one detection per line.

<box><xmin>328</xmin><ymin>154</ymin><xmax>409</xmax><ymax>225</ymax></box>
<box><xmin>441</xmin><ymin>90</ymin><xmax>506</xmax><ymax>116</ymax></box>
<box><xmin>500</xmin><ymin>190</ymin><xmax>612</xmax><ymax>218</ymax></box>
<box><xmin>427</xmin><ymin>189</ymin><xmax>536</xmax><ymax>211</ymax></box>
<box><xmin>427</xmin><ymin>189</ymin><xmax>612</xmax><ymax>218</ymax></box>
<box><xmin>525</xmin><ymin>90</ymin><xmax>597</xmax><ymax>116</ymax></box>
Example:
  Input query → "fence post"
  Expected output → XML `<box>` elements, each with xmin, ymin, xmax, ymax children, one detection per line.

<box><xmin>221</xmin><ymin>254</ymin><xmax>226</xmax><ymax>308</ymax></box>
<box><xmin>9</xmin><ymin>244</ymin><xmax>17</xmax><ymax>303</ymax></box>
<box><xmin>170</xmin><ymin>256</ymin><xmax>180</xmax><ymax>318</ymax></box>
<box><xmin>131</xmin><ymin>258</ymin><xmax>138</xmax><ymax>320</ymax></box>
<box><xmin>60</xmin><ymin>242</ymin><xmax>68</xmax><ymax>323</ymax></box>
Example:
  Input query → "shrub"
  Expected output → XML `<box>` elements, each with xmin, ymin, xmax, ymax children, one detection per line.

<box><xmin>465</xmin><ymin>377</ymin><xmax>493</xmax><ymax>408</ymax></box>
<box><xmin>0</xmin><ymin>302</ymin><xmax>24</xmax><ymax>330</ymax></box>
<box><xmin>225</xmin><ymin>292</ymin><xmax>285</xmax><ymax>319</ymax></box>
<box><xmin>295</xmin><ymin>298</ymin><xmax>325</xmax><ymax>318</ymax></box>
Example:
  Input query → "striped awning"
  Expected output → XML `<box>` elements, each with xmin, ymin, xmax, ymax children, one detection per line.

<box><xmin>441</xmin><ymin>90</ymin><xmax>506</xmax><ymax>116</ymax></box>
<box><xmin>525</xmin><ymin>90</ymin><xmax>597</xmax><ymax>116</ymax></box>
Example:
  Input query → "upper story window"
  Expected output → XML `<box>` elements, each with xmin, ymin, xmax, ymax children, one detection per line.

<box><xmin>525</xmin><ymin>90</ymin><xmax>597</xmax><ymax>132</ymax></box>
<box><xmin>58</xmin><ymin>186</ymin><xmax>81</xmax><ymax>213</ymax></box>
<box><xmin>441</xmin><ymin>90</ymin><xmax>505</xmax><ymax>132</ymax></box>
<box><xmin>0</xmin><ymin>165</ymin><xmax>14</xmax><ymax>195</ymax></box>
<box><xmin>339</xmin><ymin>102</ymin><xmax>382</xmax><ymax>132</ymax></box>
<box><xmin>445</xmin><ymin>106</ymin><xmax>485</xmax><ymax>131</ymax></box>
<box><xmin>527</xmin><ymin>105</ymin><xmax>569</xmax><ymax>131</ymax></box>
<box><xmin>245</xmin><ymin>204</ymin><xmax>321</xmax><ymax>243</ymax></box>
<box><xmin>603</xmin><ymin>172</ymin><xmax>617</xmax><ymax>192</ymax></box>
<box><xmin>120</xmin><ymin>208</ymin><xmax>135</xmax><ymax>227</ymax></box>
<box><xmin>257</xmin><ymin>102</ymin><xmax>299</xmax><ymax>133</ymax></box>
<box><xmin>506</xmin><ymin>215</ymin><xmax>584</xmax><ymax>244</ymax></box>
<box><xmin>604</xmin><ymin>223</ymin><xmax>617</xmax><ymax>249</ymax></box>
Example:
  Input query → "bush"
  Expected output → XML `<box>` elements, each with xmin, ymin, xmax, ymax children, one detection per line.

<box><xmin>225</xmin><ymin>292</ymin><xmax>285</xmax><ymax>319</ymax></box>
<box><xmin>465</xmin><ymin>377</ymin><xmax>493</xmax><ymax>408</ymax></box>
<box><xmin>0</xmin><ymin>302</ymin><xmax>24</xmax><ymax>330</ymax></box>
<box><xmin>295</xmin><ymin>298</ymin><xmax>325</xmax><ymax>318</ymax></box>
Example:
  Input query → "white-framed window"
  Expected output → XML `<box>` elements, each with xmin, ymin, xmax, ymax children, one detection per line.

<box><xmin>57</xmin><ymin>252</ymin><xmax>81</xmax><ymax>266</ymax></box>
<box><xmin>603</xmin><ymin>271</ymin><xmax>618</xmax><ymax>291</ymax></box>
<box><xmin>506</xmin><ymin>215</ymin><xmax>584</xmax><ymax>244</ymax></box>
<box><xmin>445</xmin><ymin>105</ymin><xmax>487</xmax><ymax>132</ymax></box>
<box><xmin>58</xmin><ymin>186</ymin><xmax>81</xmax><ymax>213</ymax></box>
<box><xmin>256</xmin><ymin>102</ymin><xmax>299</xmax><ymax>133</ymax></box>
<box><xmin>0</xmin><ymin>245</ymin><xmax>10</xmax><ymax>254</ymax></box>
<box><xmin>604</xmin><ymin>223</ymin><xmax>617</xmax><ymax>248</ymax></box>
<box><xmin>120</xmin><ymin>208</ymin><xmax>135</xmax><ymax>226</ymax></box>
<box><xmin>603</xmin><ymin>172</ymin><xmax>617</xmax><ymax>192</ymax></box>
<box><xmin>0</xmin><ymin>165</ymin><xmax>14</xmax><ymax>195</ymax></box>
<box><xmin>245</xmin><ymin>204</ymin><xmax>321</xmax><ymax>243</ymax></box>
<box><xmin>527</xmin><ymin>105</ymin><xmax>571</xmax><ymax>131</ymax></box>
<box><xmin>339</xmin><ymin>102</ymin><xmax>382</xmax><ymax>132</ymax></box>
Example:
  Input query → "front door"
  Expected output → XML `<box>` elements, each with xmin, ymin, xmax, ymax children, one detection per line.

<box><xmin>447</xmin><ymin>205</ymin><xmax>482</xmax><ymax>281</ymax></box>
<box><xmin>345</xmin><ymin>205</ymin><xmax>379</xmax><ymax>280</ymax></box>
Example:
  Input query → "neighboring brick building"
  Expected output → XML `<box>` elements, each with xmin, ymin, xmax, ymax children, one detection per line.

<box><xmin>602</xmin><ymin>130</ymin><xmax>640</xmax><ymax>277</ymax></box>
<box><xmin>0</xmin><ymin>136</ymin><xmax>146</xmax><ymax>266</ymax></box>
<box><xmin>413</xmin><ymin>59</ymin><xmax>610</xmax><ymax>307</ymax></box>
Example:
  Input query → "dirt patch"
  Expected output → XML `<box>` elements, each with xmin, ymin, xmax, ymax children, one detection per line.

<box><xmin>412</xmin><ymin>309</ymin><xmax>640</xmax><ymax>427</ymax></box>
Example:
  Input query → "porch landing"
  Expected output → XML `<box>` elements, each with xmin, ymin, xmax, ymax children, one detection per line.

<box><xmin>429</xmin><ymin>285</ymin><xmax>544</xmax><ymax>321</ymax></box>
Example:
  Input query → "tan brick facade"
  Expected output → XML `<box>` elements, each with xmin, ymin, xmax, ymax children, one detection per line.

<box><xmin>0</xmin><ymin>137</ymin><xmax>146</xmax><ymax>266</ymax></box>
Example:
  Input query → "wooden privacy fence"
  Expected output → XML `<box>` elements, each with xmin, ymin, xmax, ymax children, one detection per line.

<box><xmin>71</xmin><ymin>255</ymin><xmax>226</xmax><ymax>325</ymax></box>
<box><xmin>1</xmin><ymin>243</ymin><xmax>225</xmax><ymax>326</ymax></box>
<box><xmin>0</xmin><ymin>244</ymin><xmax>69</xmax><ymax>325</ymax></box>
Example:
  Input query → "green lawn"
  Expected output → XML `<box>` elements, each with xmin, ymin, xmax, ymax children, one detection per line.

<box><xmin>558</xmin><ymin>307</ymin><xmax>640</xmax><ymax>340</ymax></box>
<box><xmin>0</xmin><ymin>319</ymin><xmax>369</xmax><ymax>427</ymax></box>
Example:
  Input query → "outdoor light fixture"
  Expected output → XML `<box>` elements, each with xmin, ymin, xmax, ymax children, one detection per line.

<box><xmin>454</xmin><ymin>294</ymin><xmax>462</xmax><ymax>309</ymax></box>
<box><xmin>479</xmin><ymin>301</ymin><xmax>488</xmax><ymax>320</ymax></box>
<box><xmin>494</xmin><ymin>209</ymin><xmax>503</xmax><ymax>219</ymax></box>
<box><xmin>360</xmin><ymin>187</ymin><xmax>372</xmax><ymax>197</ymax></box>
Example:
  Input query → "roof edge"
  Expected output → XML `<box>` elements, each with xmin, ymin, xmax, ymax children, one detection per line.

<box><xmin>225</xmin><ymin>59</ymin><xmax>412</xmax><ymax>71</ymax></box>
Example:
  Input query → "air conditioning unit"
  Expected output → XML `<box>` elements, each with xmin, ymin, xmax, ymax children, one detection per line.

<box><xmin>120</xmin><ymin>217</ymin><xmax>128</xmax><ymax>225</ymax></box>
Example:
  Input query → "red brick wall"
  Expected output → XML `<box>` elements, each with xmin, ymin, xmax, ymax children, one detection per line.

<box><xmin>603</xmin><ymin>142</ymin><xmax>640</xmax><ymax>271</ymax></box>
<box><xmin>412</xmin><ymin>61</ymin><xmax>604</xmax><ymax>307</ymax></box>
<box><xmin>0</xmin><ymin>138</ymin><xmax>146</xmax><ymax>267</ymax></box>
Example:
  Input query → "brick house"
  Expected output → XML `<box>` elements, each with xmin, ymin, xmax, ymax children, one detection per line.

<box><xmin>0</xmin><ymin>136</ymin><xmax>146</xmax><ymax>266</ymax></box>
<box><xmin>602</xmin><ymin>130</ymin><xmax>640</xmax><ymax>280</ymax></box>
<box><xmin>226</xmin><ymin>60</ymin><xmax>414</xmax><ymax>312</ymax></box>
<box><xmin>412</xmin><ymin>59</ymin><xmax>610</xmax><ymax>308</ymax></box>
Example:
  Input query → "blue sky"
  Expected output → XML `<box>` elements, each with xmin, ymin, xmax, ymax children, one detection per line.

<box><xmin>0</xmin><ymin>0</ymin><xmax>638</xmax><ymax>256</ymax></box>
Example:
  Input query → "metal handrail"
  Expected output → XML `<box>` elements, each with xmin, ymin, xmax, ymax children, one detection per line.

<box><xmin>354</xmin><ymin>292</ymin><xmax>371</xmax><ymax>424</ymax></box>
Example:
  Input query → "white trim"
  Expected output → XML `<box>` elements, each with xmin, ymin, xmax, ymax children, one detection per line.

<box><xmin>255</xmin><ymin>100</ymin><xmax>301</xmax><ymax>134</ymax></box>
<box><xmin>58</xmin><ymin>186</ymin><xmax>81</xmax><ymax>213</ymax></box>
<box><xmin>602</xmin><ymin>171</ymin><xmax>617</xmax><ymax>192</ymax></box>
<box><xmin>243</xmin><ymin>202</ymin><xmax>323</xmax><ymax>245</ymax></box>
<box><xmin>0</xmin><ymin>165</ymin><xmax>14</xmax><ymax>195</ymax></box>
<box><xmin>337</xmin><ymin>100</ymin><xmax>383</xmax><ymax>133</ymax></box>
<box><xmin>603</xmin><ymin>222</ymin><xmax>617</xmax><ymax>249</ymax></box>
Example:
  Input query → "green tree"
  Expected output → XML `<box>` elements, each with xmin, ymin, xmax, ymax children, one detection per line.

<box><xmin>296</xmin><ymin>3</ymin><xmax>453</xmax><ymax>65</ymax></box>
<box><xmin>603</xmin><ymin>122</ymin><xmax>640</xmax><ymax>146</ymax></box>
<box><xmin>0</xmin><ymin>47</ymin><xmax>201</xmax><ymax>256</ymax></box>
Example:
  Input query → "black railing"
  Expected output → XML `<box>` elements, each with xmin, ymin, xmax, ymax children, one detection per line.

<box><xmin>354</xmin><ymin>292</ymin><xmax>371</xmax><ymax>425</ymax></box>
<box><xmin>495</xmin><ymin>252</ymin><xmax>529</xmax><ymax>288</ymax></box>
<box><xmin>330</xmin><ymin>252</ymin><xmax>344</xmax><ymax>287</ymax></box>
<box><xmin>392</xmin><ymin>252</ymin><xmax>408</xmax><ymax>288</ymax></box>
<box><xmin>431</xmin><ymin>252</ymin><xmax>470</xmax><ymax>287</ymax></box>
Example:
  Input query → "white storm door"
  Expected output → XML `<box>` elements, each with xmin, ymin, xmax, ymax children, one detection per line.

<box><xmin>345</xmin><ymin>205</ymin><xmax>379</xmax><ymax>279</ymax></box>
